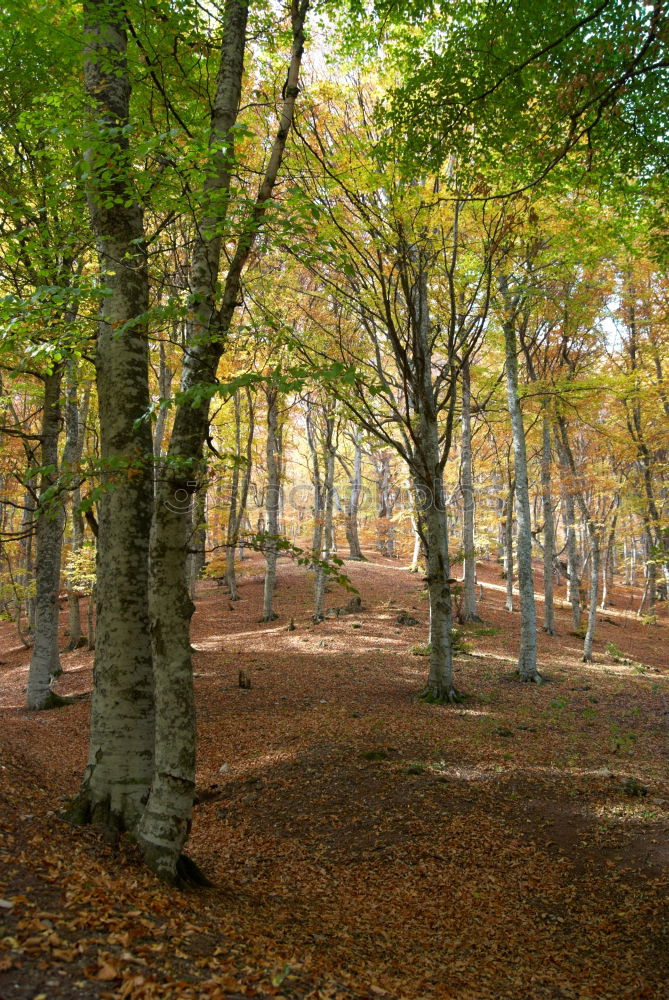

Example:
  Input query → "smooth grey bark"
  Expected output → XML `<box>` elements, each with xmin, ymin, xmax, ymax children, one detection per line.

<box><xmin>583</xmin><ymin>532</ymin><xmax>600</xmax><ymax>661</ymax></box>
<box><xmin>600</xmin><ymin>507</ymin><xmax>618</xmax><ymax>609</ymax></box>
<box><xmin>540</xmin><ymin>411</ymin><xmax>556</xmax><ymax>635</ymax></box>
<box><xmin>556</xmin><ymin>417</ymin><xmax>601</xmax><ymax>661</ymax></box>
<box><xmin>560</xmin><ymin>478</ymin><xmax>581</xmax><ymax>629</ymax></box>
<box><xmin>63</xmin><ymin>370</ymin><xmax>91</xmax><ymax>650</ymax></box>
<box><xmin>306</xmin><ymin>401</ymin><xmax>323</xmax><ymax>559</ymax></box>
<box><xmin>413</xmin><ymin>260</ymin><xmax>457</xmax><ymax>702</ymax></box>
<box><xmin>69</xmin><ymin>0</ymin><xmax>155</xmax><ymax>834</ymax></box>
<box><xmin>640</xmin><ymin>526</ymin><xmax>657</xmax><ymax>615</ymax></box>
<box><xmin>27</xmin><ymin>369</ymin><xmax>66</xmax><ymax>709</ymax></box>
<box><xmin>374</xmin><ymin>451</ymin><xmax>396</xmax><ymax>557</ymax></box>
<box><xmin>504</xmin><ymin>476</ymin><xmax>515</xmax><ymax>613</ymax></box>
<box><xmin>19</xmin><ymin>479</ymin><xmax>36</xmax><ymax>635</ymax></box>
<box><xmin>225</xmin><ymin>389</ymin><xmax>254</xmax><ymax>600</ymax></box>
<box><xmin>313</xmin><ymin>411</ymin><xmax>336</xmax><ymax>621</ymax></box>
<box><xmin>459</xmin><ymin>357</ymin><xmax>480</xmax><ymax>623</ymax></box>
<box><xmin>409</xmin><ymin>522</ymin><xmax>422</xmax><ymax>572</ymax></box>
<box><xmin>136</xmin><ymin>0</ymin><xmax>250</xmax><ymax>885</ymax></box>
<box><xmin>153</xmin><ymin>339</ymin><xmax>173</xmax><ymax>490</ymax></box>
<box><xmin>189</xmin><ymin>489</ymin><xmax>207</xmax><ymax>598</ymax></box>
<box><xmin>345</xmin><ymin>429</ymin><xmax>364</xmax><ymax>560</ymax></box>
<box><xmin>503</xmin><ymin>315</ymin><xmax>541</xmax><ymax>682</ymax></box>
<box><xmin>262</xmin><ymin>388</ymin><xmax>280</xmax><ymax>621</ymax></box>
<box><xmin>87</xmin><ymin>583</ymin><xmax>96</xmax><ymax>649</ymax></box>
<box><xmin>136</xmin><ymin>0</ymin><xmax>308</xmax><ymax>884</ymax></box>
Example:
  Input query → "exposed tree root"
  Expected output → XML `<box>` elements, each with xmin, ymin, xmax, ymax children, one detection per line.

<box><xmin>419</xmin><ymin>684</ymin><xmax>465</xmax><ymax>705</ymax></box>
<box><xmin>518</xmin><ymin>670</ymin><xmax>545</xmax><ymax>684</ymax></box>
<box><xmin>36</xmin><ymin>691</ymin><xmax>74</xmax><ymax>710</ymax></box>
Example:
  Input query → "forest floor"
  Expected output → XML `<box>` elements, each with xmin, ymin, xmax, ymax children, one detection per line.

<box><xmin>0</xmin><ymin>555</ymin><xmax>668</xmax><ymax>1000</ymax></box>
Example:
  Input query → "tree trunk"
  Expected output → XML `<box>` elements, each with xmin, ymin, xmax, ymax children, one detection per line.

<box><xmin>557</xmin><ymin>437</ymin><xmax>581</xmax><ymax>629</ymax></box>
<box><xmin>189</xmin><ymin>488</ymin><xmax>207</xmax><ymax>598</ymax></box>
<box><xmin>600</xmin><ymin>509</ymin><xmax>618</xmax><ymax>610</ymax></box>
<box><xmin>27</xmin><ymin>369</ymin><xmax>66</xmax><ymax>709</ymax></box>
<box><xmin>413</xmin><ymin>257</ymin><xmax>456</xmax><ymax>702</ymax></box>
<box><xmin>68</xmin><ymin>0</ymin><xmax>155</xmax><ymax>836</ymax></box>
<box><xmin>306</xmin><ymin>402</ymin><xmax>323</xmax><ymax>559</ymax></box>
<box><xmin>225</xmin><ymin>389</ymin><xmax>254</xmax><ymax>600</ymax></box>
<box><xmin>64</xmin><ymin>370</ymin><xmax>90</xmax><ymax>651</ymax></box>
<box><xmin>459</xmin><ymin>358</ymin><xmax>480</xmax><ymax>622</ymax></box>
<box><xmin>314</xmin><ymin>413</ymin><xmax>335</xmax><ymax>622</ymax></box>
<box><xmin>504</xmin><ymin>477</ymin><xmax>515</xmax><ymax>613</ymax></box>
<box><xmin>582</xmin><ymin>531</ymin><xmax>600</xmax><ymax>662</ymax></box>
<box><xmin>136</xmin><ymin>0</ymin><xmax>308</xmax><ymax>884</ymax></box>
<box><xmin>262</xmin><ymin>388</ymin><xmax>280</xmax><ymax>622</ymax></box>
<box><xmin>345</xmin><ymin>430</ymin><xmax>364</xmax><ymax>559</ymax></box>
<box><xmin>540</xmin><ymin>411</ymin><xmax>556</xmax><ymax>635</ymax></box>
<box><xmin>503</xmin><ymin>318</ymin><xmax>540</xmax><ymax>682</ymax></box>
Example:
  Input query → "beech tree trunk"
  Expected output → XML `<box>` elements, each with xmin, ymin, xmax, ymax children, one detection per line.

<box><xmin>225</xmin><ymin>389</ymin><xmax>254</xmax><ymax>600</ymax></box>
<box><xmin>504</xmin><ymin>477</ymin><xmax>515</xmax><ymax>613</ymax></box>
<box><xmin>136</xmin><ymin>0</ymin><xmax>308</xmax><ymax>884</ymax></box>
<box><xmin>69</xmin><ymin>0</ymin><xmax>155</xmax><ymax>833</ymax></box>
<box><xmin>306</xmin><ymin>401</ymin><xmax>323</xmax><ymax>559</ymax></box>
<box><xmin>583</xmin><ymin>532</ymin><xmax>600</xmax><ymax>662</ymax></box>
<box><xmin>413</xmin><ymin>259</ymin><xmax>456</xmax><ymax>702</ymax></box>
<box><xmin>374</xmin><ymin>452</ymin><xmax>395</xmax><ymax>557</ymax></box>
<box><xmin>27</xmin><ymin>369</ymin><xmax>66</xmax><ymax>709</ymax></box>
<box><xmin>556</xmin><ymin>417</ymin><xmax>601</xmax><ymax>661</ymax></box>
<box><xmin>503</xmin><ymin>316</ymin><xmax>540</xmax><ymax>682</ymax></box>
<box><xmin>262</xmin><ymin>388</ymin><xmax>280</xmax><ymax>622</ymax></box>
<box><xmin>541</xmin><ymin>412</ymin><xmax>556</xmax><ymax>635</ymax></box>
<box><xmin>345</xmin><ymin>430</ymin><xmax>364</xmax><ymax>559</ymax></box>
<box><xmin>64</xmin><ymin>370</ymin><xmax>90</xmax><ymax>651</ymax></box>
<box><xmin>189</xmin><ymin>489</ymin><xmax>207</xmax><ymax>598</ymax></box>
<box><xmin>314</xmin><ymin>413</ymin><xmax>335</xmax><ymax>622</ymax></box>
<box><xmin>459</xmin><ymin>358</ymin><xmax>480</xmax><ymax>622</ymax></box>
<box><xmin>600</xmin><ymin>509</ymin><xmax>618</xmax><ymax>609</ymax></box>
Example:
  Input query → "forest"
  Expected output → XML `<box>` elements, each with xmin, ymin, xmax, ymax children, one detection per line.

<box><xmin>0</xmin><ymin>0</ymin><xmax>668</xmax><ymax>997</ymax></box>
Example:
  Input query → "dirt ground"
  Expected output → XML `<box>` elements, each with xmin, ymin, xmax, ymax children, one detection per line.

<box><xmin>1</xmin><ymin>555</ymin><xmax>668</xmax><ymax>1000</ymax></box>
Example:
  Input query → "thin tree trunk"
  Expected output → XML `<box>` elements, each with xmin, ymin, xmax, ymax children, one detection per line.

<box><xmin>504</xmin><ymin>477</ymin><xmax>515</xmax><ymax>613</ymax></box>
<box><xmin>556</xmin><ymin>417</ymin><xmax>600</xmax><ymax>661</ymax></box>
<box><xmin>314</xmin><ymin>413</ymin><xmax>335</xmax><ymax>622</ymax></box>
<box><xmin>557</xmin><ymin>437</ymin><xmax>581</xmax><ymax>629</ymax></box>
<box><xmin>262</xmin><ymin>388</ymin><xmax>280</xmax><ymax>622</ymax></box>
<box><xmin>189</xmin><ymin>488</ymin><xmax>207</xmax><ymax>598</ymax></box>
<box><xmin>345</xmin><ymin>430</ymin><xmax>364</xmax><ymax>559</ymax></box>
<box><xmin>583</xmin><ymin>532</ymin><xmax>600</xmax><ymax>662</ymax></box>
<box><xmin>459</xmin><ymin>357</ymin><xmax>480</xmax><ymax>622</ymax></box>
<box><xmin>503</xmin><ymin>316</ymin><xmax>540</xmax><ymax>682</ymax></box>
<box><xmin>225</xmin><ymin>389</ymin><xmax>254</xmax><ymax>600</ymax></box>
<box><xmin>413</xmin><ymin>256</ymin><xmax>456</xmax><ymax>702</ymax></box>
<box><xmin>306</xmin><ymin>402</ymin><xmax>322</xmax><ymax>559</ymax></box>
<box><xmin>600</xmin><ymin>509</ymin><xmax>618</xmax><ymax>609</ymax></box>
<box><xmin>64</xmin><ymin>370</ymin><xmax>90</xmax><ymax>650</ymax></box>
<box><xmin>541</xmin><ymin>411</ymin><xmax>556</xmax><ymax>635</ymax></box>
